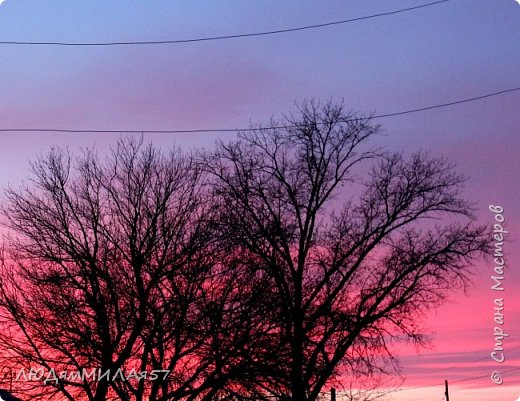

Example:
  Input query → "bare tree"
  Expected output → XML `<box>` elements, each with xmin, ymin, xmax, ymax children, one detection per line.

<box><xmin>0</xmin><ymin>101</ymin><xmax>491</xmax><ymax>401</ymax></box>
<box><xmin>204</xmin><ymin>100</ymin><xmax>490</xmax><ymax>401</ymax></box>
<box><xmin>0</xmin><ymin>138</ymin><xmax>259</xmax><ymax>401</ymax></box>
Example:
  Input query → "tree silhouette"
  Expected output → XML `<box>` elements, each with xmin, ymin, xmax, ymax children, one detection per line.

<box><xmin>0</xmin><ymin>138</ymin><xmax>261</xmax><ymax>401</ymax></box>
<box><xmin>204</xmin><ymin>100</ymin><xmax>490</xmax><ymax>401</ymax></box>
<box><xmin>0</xmin><ymin>101</ymin><xmax>490</xmax><ymax>401</ymax></box>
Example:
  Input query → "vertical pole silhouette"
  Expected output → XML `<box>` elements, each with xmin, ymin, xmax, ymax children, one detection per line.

<box><xmin>445</xmin><ymin>380</ymin><xmax>450</xmax><ymax>401</ymax></box>
<box><xmin>331</xmin><ymin>388</ymin><xmax>336</xmax><ymax>401</ymax></box>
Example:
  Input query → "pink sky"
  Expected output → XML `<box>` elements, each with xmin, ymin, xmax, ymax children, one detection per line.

<box><xmin>0</xmin><ymin>1</ymin><xmax>519</xmax><ymax>400</ymax></box>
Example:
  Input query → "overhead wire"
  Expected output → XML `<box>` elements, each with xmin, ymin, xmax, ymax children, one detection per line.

<box><xmin>0</xmin><ymin>0</ymin><xmax>452</xmax><ymax>47</ymax></box>
<box><xmin>0</xmin><ymin>86</ymin><xmax>517</xmax><ymax>134</ymax></box>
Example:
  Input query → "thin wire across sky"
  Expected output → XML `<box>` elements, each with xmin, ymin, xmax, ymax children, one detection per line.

<box><xmin>0</xmin><ymin>0</ymin><xmax>451</xmax><ymax>46</ymax></box>
<box><xmin>0</xmin><ymin>86</ymin><xmax>518</xmax><ymax>134</ymax></box>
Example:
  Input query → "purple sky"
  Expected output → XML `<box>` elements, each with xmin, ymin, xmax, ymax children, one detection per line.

<box><xmin>0</xmin><ymin>1</ymin><xmax>519</xmax><ymax>399</ymax></box>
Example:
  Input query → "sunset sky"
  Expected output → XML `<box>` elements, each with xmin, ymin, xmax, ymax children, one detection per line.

<box><xmin>0</xmin><ymin>1</ymin><xmax>519</xmax><ymax>400</ymax></box>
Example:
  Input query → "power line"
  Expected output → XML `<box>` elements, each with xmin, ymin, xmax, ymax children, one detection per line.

<box><xmin>453</xmin><ymin>366</ymin><xmax>520</xmax><ymax>384</ymax></box>
<box><xmin>332</xmin><ymin>349</ymin><xmax>520</xmax><ymax>396</ymax></box>
<box><xmin>0</xmin><ymin>0</ymin><xmax>451</xmax><ymax>47</ymax></box>
<box><xmin>276</xmin><ymin>367</ymin><xmax>520</xmax><ymax>398</ymax></box>
<box><xmin>327</xmin><ymin>345</ymin><xmax>520</xmax><ymax>397</ymax></box>
<box><xmin>371</xmin><ymin>87</ymin><xmax>520</xmax><ymax>119</ymax></box>
<box><xmin>404</xmin><ymin>344</ymin><xmax>520</xmax><ymax>378</ymax></box>
<box><xmin>382</xmin><ymin>366</ymin><xmax>520</xmax><ymax>394</ymax></box>
<box><xmin>0</xmin><ymin>86</ymin><xmax>518</xmax><ymax>134</ymax></box>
